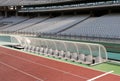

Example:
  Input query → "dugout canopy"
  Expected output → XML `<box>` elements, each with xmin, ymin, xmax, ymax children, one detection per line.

<box><xmin>15</xmin><ymin>36</ymin><xmax>108</xmax><ymax>64</ymax></box>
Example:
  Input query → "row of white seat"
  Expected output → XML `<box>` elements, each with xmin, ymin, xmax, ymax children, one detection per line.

<box><xmin>0</xmin><ymin>0</ymin><xmax>72</xmax><ymax>6</ymax></box>
<box><xmin>19</xmin><ymin>15</ymin><xmax>88</xmax><ymax>33</ymax></box>
<box><xmin>61</xmin><ymin>14</ymin><xmax>120</xmax><ymax>38</ymax></box>
<box><xmin>23</xmin><ymin>45</ymin><xmax>103</xmax><ymax>65</ymax></box>
<box><xmin>1</xmin><ymin>15</ymin><xmax>88</xmax><ymax>33</ymax></box>
<box><xmin>0</xmin><ymin>16</ymin><xmax>28</xmax><ymax>30</ymax></box>
<box><xmin>3</xmin><ymin>17</ymin><xmax>48</xmax><ymax>31</ymax></box>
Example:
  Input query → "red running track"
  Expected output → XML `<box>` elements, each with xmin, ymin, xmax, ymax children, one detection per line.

<box><xmin>0</xmin><ymin>46</ymin><xmax>120</xmax><ymax>81</ymax></box>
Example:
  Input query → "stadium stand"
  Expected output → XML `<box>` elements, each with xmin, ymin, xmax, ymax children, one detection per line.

<box><xmin>2</xmin><ymin>16</ymin><xmax>48</xmax><ymax>32</ymax></box>
<box><xmin>0</xmin><ymin>0</ymin><xmax>73</xmax><ymax>6</ymax></box>
<box><xmin>0</xmin><ymin>16</ymin><xmax>3</xmax><ymax>19</ymax></box>
<box><xmin>0</xmin><ymin>0</ymin><xmax>6</xmax><ymax>5</ymax></box>
<box><xmin>18</xmin><ymin>15</ymin><xmax>89</xmax><ymax>33</ymax></box>
<box><xmin>0</xmin><ymin>16</ymin><xmax>28</xmax><ymax>30</ymax></box>
<box><xmin>20</xmin><ymin>0</ymin><xmax>73</xmax><ymax>5</ymax></box>
<box><xmin>61</xmin><ymin>14</ymin><xmax>120</xmax><ymax>38</ymax></box>
<box><xmin>2</xmin><ymin>0</ymin><xmax>22</xmax><ymax>6</ymax></box>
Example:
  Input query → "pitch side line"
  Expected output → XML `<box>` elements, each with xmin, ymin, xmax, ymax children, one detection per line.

<box><xmin>0</xmin><ymin>61</ymin><xmax>44</xmax><ymax>81</ymax></box>
<box><xmin>87</xmin><ymin>70</ymin><xmax>114</xmax><ymax>81</ymax></box>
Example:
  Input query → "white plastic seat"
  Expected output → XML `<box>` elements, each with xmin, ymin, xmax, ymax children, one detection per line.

<box><xmin>43</xmin><ymin>48</ymin><xmax>48</xmax><ymax>55</ymax></box>
<box><xmin>95</xmin><ymin>56</ymin><xmax>103</xmax><ymax>63</ymax></box>
<box><xmin>71</xmin><ymin>52</ymin><xmax>78</xmax><ymax>62</ymax></box>
<box><xmin>84</xmin><ymin>55</ymin><xmax>93</xmax><ymax>64</ymax></box>
<box><xmin>58</xmin><ymin>50</ymin><xmax>65</xmax><ymax>58</ymax></box>
<box><xmin>53</xmin><ymin>50</ymin><xmax>59</xmax><ymax>58</ymax></box>
<box><xmin>48</xmin><ymin>48</ymin><xmax>53</xmax><ymax>56</ymax></box>
<box><xmin>31</xmin><ymin>46</ymin><xmax>36</xmax><ymax>53</ymax></box>
<box><xmin>35</xmin><ymin>47</ymin><xmax>40</xmax><ymax>54</ymax></box>
<box><xmin>77</xmin><ymin>54</ymin><xmax>85</xmax><ymax>63</ymax></box>
<box><xmin>64</xmin><ymin>51</ymin><xmax>71</xmax><ymax>60</ymax></box>
<box><xmin>40</xmin><ymin>47</ymin><xmax>44</xmax><ymax>54</ymax></box>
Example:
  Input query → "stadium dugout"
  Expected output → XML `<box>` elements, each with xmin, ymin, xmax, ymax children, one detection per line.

<box><xmin>15</xmin><ymin>36</ymin><xmax>108</xmax><ymax>65</ymax></box>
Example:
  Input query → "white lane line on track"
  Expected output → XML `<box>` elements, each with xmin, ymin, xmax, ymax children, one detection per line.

<box><xmin>87</xmin><ymin>71</ymin><xmax>114</xmax><ymax>81</ymax></box>
<box><xmin>0</xmin><ymin>61</ymin><xmax>44</xmax><ymax>81</ymax></box>
<box><xmin>1</xmin><ymin>51</ymin><xmax>88</xmax><ymax>80</ymax></box>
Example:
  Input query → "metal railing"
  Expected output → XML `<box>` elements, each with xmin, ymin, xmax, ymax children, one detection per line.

<box><xmin>19</xmin><ymin>0</ymin><xmax>120</xmax><ymax>12</ymax></box>
<box><xmin>0</xmin><ymin>31</ymin><xmax>120</xmax><ymax>44</ymax></box>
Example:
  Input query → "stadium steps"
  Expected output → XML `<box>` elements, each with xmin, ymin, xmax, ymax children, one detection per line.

<box><xmin>14</xmin><ymin>17</ymin><xmax>50</xmax><ymax>32</ymax></box>
<box><xmin>55</xmin><ymin>16</ymin><xmax>90</xmax><ymax>34</ymax></box>
<box><xmin>0</xmin><ymin>18</ymin><xmax>30</xmax><ymax>30</ymax></box>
